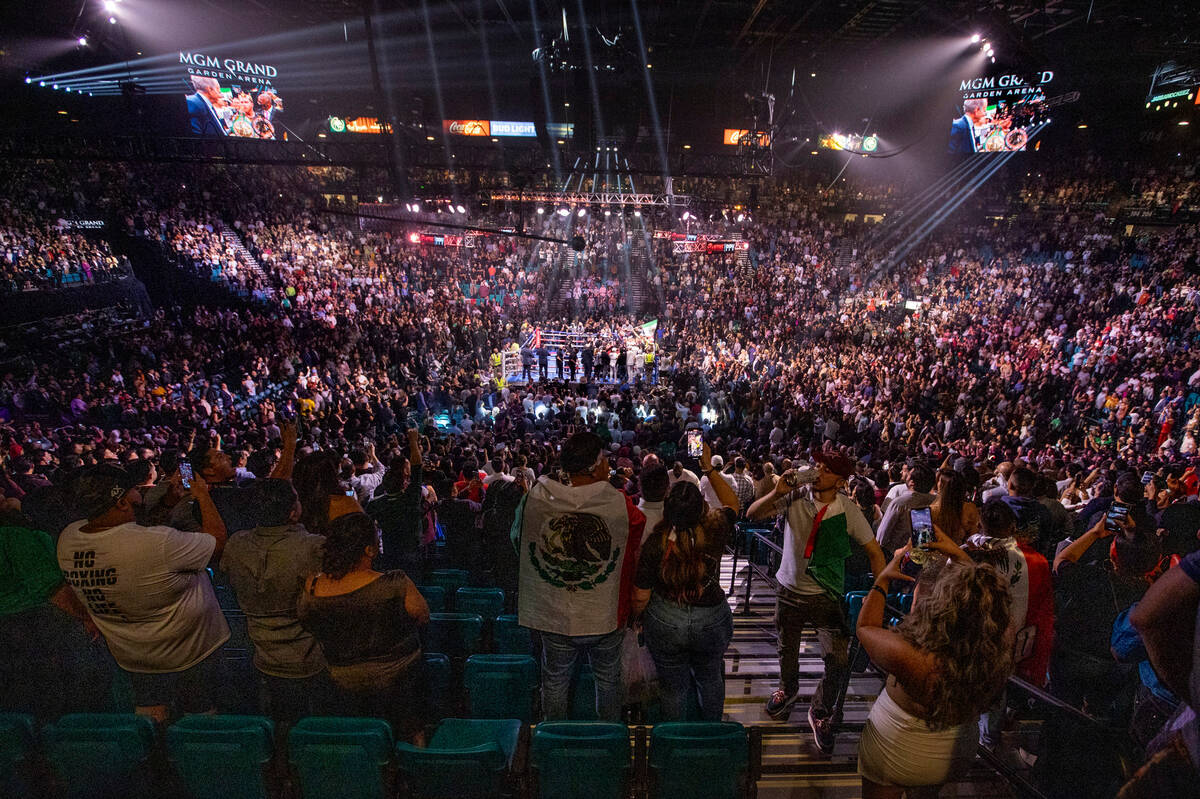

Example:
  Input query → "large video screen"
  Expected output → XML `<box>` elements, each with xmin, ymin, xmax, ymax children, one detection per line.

<box><xmin>181</xmin><ymin>51</ymin><xmax>285</xmax><ymax>140</ymax></box>
<box><xmin>949</xmin><ymin>70</ymin><xmax>1056</xmax><ymax>153</ymax></box>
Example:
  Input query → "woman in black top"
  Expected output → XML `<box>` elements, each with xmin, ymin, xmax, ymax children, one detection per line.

<box><xmin>633</xmin><ymin>444</ymin><xmax>739</xmax><ymax>721</ymax></box>
<box><xmin>298</xmin><ymin>513</ymin><xmax>430</xmax><ymax>741</ymax></box>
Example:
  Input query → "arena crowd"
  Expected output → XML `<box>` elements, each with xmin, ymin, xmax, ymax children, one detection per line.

<box><xmin>1</xmin><ymin>153</ymin><xmax>1200</xmax><ymax>797</ymax></box>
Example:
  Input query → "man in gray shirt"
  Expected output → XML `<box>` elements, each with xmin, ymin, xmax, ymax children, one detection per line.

<box><xmin>875</xmin><ymin>463</ymin><xmax>937</xmax><ymax>556</ymax></box>
<box><xmin>220</xmin><ymin>478</ymin><xmax>328</xmax><ymax>726</ymax></box>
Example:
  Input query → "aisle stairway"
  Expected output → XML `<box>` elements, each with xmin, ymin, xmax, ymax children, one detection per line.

<box><xmin>718</xmin><ymin>552</ymin><xmax>1016</xmax><ymax>798</ymax></box>
<box><xmin>218</xmin><ymin>224</ymin><xmax>272</xmax><ymax>289</ymax></box>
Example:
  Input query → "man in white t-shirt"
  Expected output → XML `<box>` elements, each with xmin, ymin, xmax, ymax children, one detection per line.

<box><xmin>699</xmin><ymin>455</ymin><xmax>727</xmax><ymax>509</ymax></box>
<box><xmin>747</xmin><ymin>451</ymin><xmax>886</xmax><ymax>754</ymax></box>
<box><xmin>58</xmin><ymin>464</ymin><xmax>230</xmax><ymax>724</ymax></box>
<box><xmin>668</xmin><ymin>461</ymin><xmax>700</xmax><ymax>487</ymax></box>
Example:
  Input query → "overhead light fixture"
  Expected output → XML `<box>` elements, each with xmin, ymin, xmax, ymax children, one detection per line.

<box><xmin>633</xmin><ymin>210</ymin><xmax>641</xmax><ymax>218</ymax></box>
<box><xmin>604</xmin><ymin>209</ymin><xmax>611</xmax><ymax>216</ymax></box>
<box><xmin>108</xmin><ymin>16</ymin><xmax>116</xmax><ymax>24</ymax></box>
<box><xmin>455</xmin><ymin>204</ymin><xmax>466</xmax><ymax>214</ymax></box>
<box><xmin>77</xmin><ymin>36</ymin><xmax>88</xmax><ymax>46</ymax></box>
<box><xmin>990</xmin><ymin>56</ymin><xmax>995</xmax><ymax>63</ymax></box>
<box><xmin>577</xmin><ymin>208</ymin><xmax>586</xmax><ymax>217</ymax></box>
<box><xmin>426</xmin><ymin>135</ymin><xmax>434</xmax><ymax>141</ymax></box>
<box><xmin>103</xmin><ymin>0</ymin><xmax>117</xmax><ymax>10</ymax></box>
<box><xmin>736</xmin><ymin>213</ymin><xmax>745</xmax><ymax>222</ymax></box>
<box><xmin>971</xmin><ymin>33</ymin><xmax>981</xmax><ymax>43</ymax></box>
<box><xmin>810</xmin><ymin>72</ymin><xmax>816</xmax><ymax>78</ymax></box>
<box><xmin>536</xmin><ymin>207</ymin><xmax>545</xmax><ymax>214</ymax></box>
<box><xmin>557</xmin><ymin>208</ymin><xmax>569</xmax><ymax>217</ymax></box>
<box><xmin>1077</xmin><ymin>123</ymin><xmax>1087</xmax><ymax>129</ymax></box>
<box><xmin>1181</xmin><ymin>120</ymin><xmax>1191</xmax><ymax>126</ymax></box>
<box><xmin>39</xmin><ymin>81</ymin><xmax>45</xmax><ymax>86</ymax></box>
<box><xmin>24</xmin><ymin>77</ymin><xmax>31</xmax><ymax>83</ymax></box>
<box><xmin>557</xmin><ymin>139</ymin><xmax>565</xmax><ymax>144</ymax></box>
<box><xmin>52</xmin><ymin>83</ymin><xmax>58</xmax><ymax>89</ymax></box>
<box><xmin>683</xmin><ymin>144</ymin><xmax>691</xmax><ymax>149</ymax></box>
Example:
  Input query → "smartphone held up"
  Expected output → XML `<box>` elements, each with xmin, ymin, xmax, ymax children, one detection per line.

<box><xmin>907</xmin><ymin>507</ymin><xmax>935</xmax><ymax>569</ymax></box>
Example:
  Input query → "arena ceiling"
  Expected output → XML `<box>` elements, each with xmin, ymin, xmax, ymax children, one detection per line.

<box><xmin>0</xmin><ymin>0</ymin><xmax>1196</xmax><ymax>143</ymax></box>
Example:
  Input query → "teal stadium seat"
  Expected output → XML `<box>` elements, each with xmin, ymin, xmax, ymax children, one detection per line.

<box><xmin>455</xmin><ymin>588</ymin><xmax>505</xmax><ymax>622</ymax></box>
<box><xmin>424</xmin><ymin>652</ymin><xmax>453</xmax><ymax>721</ymax></box>
<box><xmin>427</xmin><ymin>613</ymin><xmax>484</xmax><ymax>658</ymax></box>
<box><xmin>396</xmin><ymin>718</ymin><xmax>522</xmax><ymax>799</ymax></box>
<box><xmin>530</xmin><ymin>722</ymin><xmax>630</xmax><ymax>799</ymax></box>
<box><xmin>43</xmin><ymin>713</ymin><xmax>156</xmax><ymax>799</ymax></box>
<box><xmin>465</xmin><ymin>655</ymin><xmax>539</xmax><ymax>722</ymax></box>
<box><xmin>427</xmin><ymin>570</ymin><xmax>471</xmax><ymax>606</ymax></box>
<box><xmin>167</xmin><ymin>714</ymin><xmax>274</xmax><ymax>799</ymax></box>
<box><xmin>288</xmin><ymin>717</ymin><xmax>393</xmax><ymax>799</ymax></box>
<box><xmin>0</xmin><ymin>713</ymin><xmax>35</xmax><ymax>792</ymax></box>
<box><xmin>417</xmin><ymin>585</ymin><xmax>447</xmax><ymax>613</ymax></box>
<box><xmin>649</xmin><ymin>722</ymin><xmax>749</xmax><ymax>799</ymax></box>
<box><xmin>492</xmin><ymin>615</ymin><xmax>533</xmax><ymax>656</ymax></box>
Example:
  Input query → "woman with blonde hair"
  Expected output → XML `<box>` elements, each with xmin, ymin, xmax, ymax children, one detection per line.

<box><xmin>856</xmin><ymin>534</ymin><xmax>1013</xmax><ymax>797</ymax></box>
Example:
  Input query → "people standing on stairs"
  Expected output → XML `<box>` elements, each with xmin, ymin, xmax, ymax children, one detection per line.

<box><xmin>511</xmin><ymin>431</ymin><xmax>645</xmax><ymax>721</ymax></box>
<box><xmin>856</xmin><ymin>542</ymin><xmax>1013</xmax><ymax>798</ymax></box>
<box><xmin>746</xmin><ymin>451</ymin><xmax>887</xmax><ymax>752</ymax></box>
<box><xmin>633</xmin><ymin>442</ymin><xmax>739</xmax><ymax>721</ymax></box>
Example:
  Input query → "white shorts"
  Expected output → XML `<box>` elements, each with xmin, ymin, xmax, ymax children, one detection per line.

<box><xmin>857</xmin><ymin>686</ymin><xmax>978</xmax><ymax>787</ymax></box>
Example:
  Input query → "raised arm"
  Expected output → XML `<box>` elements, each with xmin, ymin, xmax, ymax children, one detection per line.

<box><xmin>268</xmin><ymin>422</ymin><xmax>298</xmax><ymax>481</ymax></box>
<box><xmin>189</xmin><ymin>475</ymin><xmax>228</xmax><ymax>557</ymax></box>
<box><xmin>747</xmin><ymin>471</ymin><xmax>792</xmax><ymax>520</ymax></box>
<box><xmin>1131</xmin><ymin>560</ymin><xmax>1200</xmax><ymax>702</ymax></box>
<box><xmin>856</xmin><ymin>546</ymin><xmax>931</xmax><ymax>682</ymax></box>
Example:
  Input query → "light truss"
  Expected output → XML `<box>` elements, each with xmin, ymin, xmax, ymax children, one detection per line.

<box><xmin>488</xmin><ymin>191</ymin><xmax>690</xmax><ymax>207</ymax></box>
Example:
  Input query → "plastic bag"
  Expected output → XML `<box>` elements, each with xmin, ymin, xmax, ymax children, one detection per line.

<box><xmin>622</xmin><ymin>627</ymin><xmax>659</xmax><ymax>705</ymax></box>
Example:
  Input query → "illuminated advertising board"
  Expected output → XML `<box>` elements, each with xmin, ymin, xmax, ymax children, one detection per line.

<box><xmin>443</xmin><ymin>120</ymin><xmax>491</xmax><ymax>136</ymax></box>
<box><xmin>722</xmin><ymin>129</ymin><xmax>771</xmax><ymax>146</ymax></box>
<box><xmin>328</xmin><ymin>116</ymin><xmax>390</xmax><ymax>134</ymax></box>
<box><xmin>490</xmin><ymin>120</ymin><xmax>537</xmax><ymax>137</ymax></box>
<box><xmin>949</xmin><ymin>70</ymin><xmax>1055</xmax><ymax>153</ymax></box>
<box><xmin>441</xmin><ymin>120</ymin><xmax>575</xmax><ymax>138</ymax></box>
<box><xmin>181</xmin><ymin>51</ymin><xmax>284</xmax><ymax>140</ymax></box>
<box><xmin>672</xmin><ymin>240</ymin><xmax>750</xmax><ymax>254</ymax></box>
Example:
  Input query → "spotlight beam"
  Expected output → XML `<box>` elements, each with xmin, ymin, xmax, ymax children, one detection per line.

<box><xmin>865</xmin><ymin>155</ymin><xmax>992</xmax><ymax>252</ymax></box>
<box><xmin>528</xmin><ymin>0</ymin><xmax>562</xmax><ymax>181</ymax></box>
<box><xmin>630</xmin><ymin>0</ymin><xmax>671</xmax><ymax>198</ymax></box>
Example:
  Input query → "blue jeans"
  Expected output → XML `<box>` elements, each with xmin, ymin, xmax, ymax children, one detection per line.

<box><xmin>643</xmin><ymin>596</ymin><xmax>733</xmax><ymax>721</ymax></box>
<box><xmin>540</xmin><ymin>629</ymin><xmax>624</xmax><ymax>721</ymax></box>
